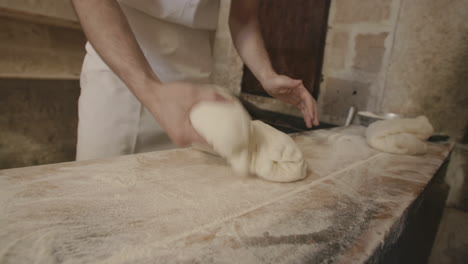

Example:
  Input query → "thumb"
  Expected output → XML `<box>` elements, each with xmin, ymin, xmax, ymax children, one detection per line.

<box><xmin>290</xmin><ymin>79</ymin><xmax>303</xmax><ymax>87</ymax></box>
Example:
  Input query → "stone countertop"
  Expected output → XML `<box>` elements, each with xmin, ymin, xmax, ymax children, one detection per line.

<box><xmin>0</xmin><ymin>126</ymin><xmax>451</xmax><ymax>263</ymax></box>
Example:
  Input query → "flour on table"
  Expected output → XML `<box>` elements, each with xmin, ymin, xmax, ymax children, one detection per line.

<box><xmin>190</xmin><ymin>89</ymin><xmax>307</xmax><ymax>182</ymax></box>
<box><xmin>365</xmin><ymin>116</ymin><xmax>434</xmax><ymax>155</ymax></box>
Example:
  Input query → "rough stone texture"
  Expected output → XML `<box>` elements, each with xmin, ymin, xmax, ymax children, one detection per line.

<box><xmin>211</xmin><ymin>0</ymin><xmax>243</xmax><ymax>95</ymax></box>
<box><xmin>381</xmin><ymin>0</ymin><xmax>468</xmax><ymax>141</ymax></box>
<box><xmin>353</xmin><ymin>33</ymin><xmax>388</xmax><ymax>73</ymax></box>
<box><xmin>319</xmin><ymin>0</ymin><xmax>467</xmax><ymax>140</ymax></box>
<box><xmin>333</xmin><ymin>0</ymin><xmax>393</xmax><ymax>24</ymax></box>
<box><xmin>320</xmin><ymin>77</ymin><xmax>371</xmax><ymax>125</ymax></box>
<box><xmin>318</xmin><ymin>0</ymin><xmax>397</xmax><ymax>127</ymax></box>
<box><xmin>327</xmin><ymin>31</ymin><xmax>349</xmax><ymax>70</ymax></box>
<box><xmin>0</xmin><ymin>17</ymin><xmax>86</xmax><ymax>79</ymax></box>
<box><xmin>0</xmin><ymin>126</ymin><xmax>452</xmax><ymax>263</ymax></box>
<box><xmin>0</xmin><ymin>79</ymin><xmax>79</xmax><ymax>169</ymax></box>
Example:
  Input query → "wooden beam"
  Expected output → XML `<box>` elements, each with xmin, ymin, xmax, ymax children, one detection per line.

<box><xmin>0</xmin><ymin>7</ymin><xmax>81</xmax><ymax>30</ymax></box>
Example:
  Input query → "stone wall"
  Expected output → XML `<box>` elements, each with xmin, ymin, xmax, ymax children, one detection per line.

<box><xmin>318</xmin><ymin>0</ymin><xmax>468</xmax><ymax>140</ymax></box>
<box><xmin>319</xmin><ymin>0</ymin><xmax>400</xmax><ymax>126</ymax></box>
<box><xmin>213</xmin><ymin>0</ymin><xmax>468</xmax><ymax>140</ymax></box>
<box><xmin>381</xmin><ymin>0</ymin><xmax>468</xmax><ymax>140</ymax></box>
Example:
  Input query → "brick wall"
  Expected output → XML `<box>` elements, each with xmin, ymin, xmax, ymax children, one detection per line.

<box><xmin>216</xmin><ymin>0</ymin><xmax>468</xmax><ymax>140</ymax></box>
<box><xmin>320</xmin><ymin>0</ymin><xmax>468</xmax><ymax>140</ymax></box>
<box><xmin>319</xmin><ymin>0</ymin><xmax>399</xmax><ymax>125</ymax></box>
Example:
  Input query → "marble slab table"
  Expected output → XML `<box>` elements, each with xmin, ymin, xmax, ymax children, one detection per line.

<box><xmin>0</xmin><ymin>126</ymin><xmax>452</xmax><ymax>263</ymax></box>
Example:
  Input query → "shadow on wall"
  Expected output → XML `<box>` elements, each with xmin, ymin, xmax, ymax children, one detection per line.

<box><xmin>0</xmin><ymin>79</ymin><xmax>79</xmax><ymax>169</ymax></box>
<box><xmin>410</xmin><ymin>35</ymin><xmax>468</xmax><ymax>141</ymax></box>
<box><xmin>381</xmin><ymin>0</ymin><xmax>468</xmax><ymax>141</ymax></box>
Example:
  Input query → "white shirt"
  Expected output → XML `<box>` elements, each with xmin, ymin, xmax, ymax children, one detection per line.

<box><xmin>84</xmin><ymin>0</ymin><xmax>221</xmax><ymax>83</ymax></box>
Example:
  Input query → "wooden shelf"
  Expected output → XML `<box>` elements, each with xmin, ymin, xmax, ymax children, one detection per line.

<box><xmin>0</xmin><ymin>6</ymin><xmax>80</xmax><ymax>30</ymax></box>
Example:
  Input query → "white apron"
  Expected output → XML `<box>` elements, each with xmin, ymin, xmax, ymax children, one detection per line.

<box><xmin>76</xmin><ymin>0</ymin><xmax>220</xmax><ymax>161</ymax></box>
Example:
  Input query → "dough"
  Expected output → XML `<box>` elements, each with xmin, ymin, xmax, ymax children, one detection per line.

<box><xmin>190</xmin><ymin>98</ymin><xmax>252</xmax><ymax>175</ymax></box>
<box><xmin>190</xmin><ymin>95</ymin><xmax>307</xmax><ymax>182</ymax></box>
<box><xmin>365</xmin><ymin>116</ymin><xmax>434</xmax><ymax>155</ymax></box>
<box><xmin>249</xmin><ymin>120</ymin><xmax>307</xmax><ymax>182</ymax></box>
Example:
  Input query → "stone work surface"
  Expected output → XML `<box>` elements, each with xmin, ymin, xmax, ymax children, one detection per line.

<box><xmin>0</xmin><ymin>127</ymin><xmax>451</xmax><ymax>263</ymax></box>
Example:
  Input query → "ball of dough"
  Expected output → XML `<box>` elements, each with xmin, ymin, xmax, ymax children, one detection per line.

<box><xmin>190</xmin><ymin>90</ymin><xmax>308</xmax><ymax>183</ymax></box>
<box><xmin>366</xmin><ymin>116</ymin><xmax>434</xmax><ymax>155</ymax></box>
<box><xmin>249</xmin><ymin>121</ymin><xmax>307</xmax><ymax>182</ymax></box>
<box><xmin>190</xmin><ymin>98</ymin><xmax>252</xmax><ymax>175</ymax></box>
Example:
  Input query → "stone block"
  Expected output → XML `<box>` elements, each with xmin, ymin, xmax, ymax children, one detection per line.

<box><xmin>334</xmin><ymin>0</ymin><xmax>393</xmax><ymax>24</ymax></box>
<box><xmin>353</xmin><ymin>32</ymin><xmax>388</xmax><ymax>73</ymax></box>
<box><xmin>320</xmin><ymin>77</ymin><xmax>370</xmax><ymax>124</ymax></box>
<box><xmin>326</xmin><ymin>31</ymin><xmax>349</xmax><ymax>70</ymax></box>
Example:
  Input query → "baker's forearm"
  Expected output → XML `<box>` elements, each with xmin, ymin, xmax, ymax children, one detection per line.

<box><xmin>229</xmin><ymin>0</ymin><xmax>275</xmax><ymax>84</ymax></box>
<box><xmin>72</xmin><ymin>0</ymin><xmax>160</xmax><ymax>105</ymax></box>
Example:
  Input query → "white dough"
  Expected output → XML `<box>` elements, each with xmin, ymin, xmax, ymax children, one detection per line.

<box><xmin>190</xmin><ymin>99</ymin><xmax>252</xmax><ymax>175</ymax></box>
<box><xmin>365</xmin><ymin>116</ymin><xmax>434</xmax><ymax>155</ymax></box>
<box><xmin>249</xmin><ymin>120</ymin><xmax>307</xmax><ymax>182</ymax></box>
<box><xmin>190</xmin><ymin>96</ymin><xmax>307</xmax><ymax>182</ymax></box>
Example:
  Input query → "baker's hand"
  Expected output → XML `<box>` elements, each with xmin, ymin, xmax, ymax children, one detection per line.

<box><xmin>148</xmin><ymin>82</ymin><xmax>227</xmax><ymax>147</ymax></box>
<box><xmin>261</xmin><ymin>74</ymin><xmax>319</xmax><ymax>128</ymax></box>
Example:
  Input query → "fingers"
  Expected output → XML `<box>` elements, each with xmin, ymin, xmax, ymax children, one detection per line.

<box><xmin>299</xmin><ymin>88</ymin><xmax>314</xmax><ymax>128</ymax></box>
<box><xmin>300</xmin><ymin>106</ymin><xmax>312</xmax><ymax>128</ymax></box>
<box><xmin>298</xmin><ymin>85</ymin><xmax>320</xmax><ymax>128</ymax></box>
<box><xmin>313</xmin><ymin>100</ymin><xmax>319</xmax><ymax>126</ymax></box>
<box><xmin>305</xmin><ymin>90</ymin><xmax>319</xmax><ymax>126</ymax></box>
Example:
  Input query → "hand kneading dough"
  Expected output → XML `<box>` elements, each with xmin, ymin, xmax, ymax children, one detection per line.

<box><xmin>190</xmin><ymin>100</ymin><xmax>252</xmax><ymax>175</ymax></box>
<box><xmin>190</xmin><ymin>99</ymin><xmax>307</xmax><ymax>182</ymax></box>
<box><xmin>366</xmin><ymin>116</ymin><xmax>434</xmax><ymax>155</ymax></box>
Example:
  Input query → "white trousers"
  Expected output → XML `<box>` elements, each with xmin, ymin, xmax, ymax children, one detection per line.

<box><xmin>76</xmin><ymin>62</ymin><xmax>175</xmax><ymax>161</ymax></box>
